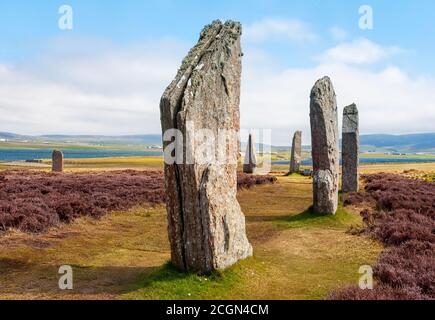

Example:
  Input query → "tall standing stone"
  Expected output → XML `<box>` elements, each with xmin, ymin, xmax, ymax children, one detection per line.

<box><xmin>290</xmin><ymin>131</ymin><xmax>302</xmax><ymax>173</ymax></box>
<box><xmin>159</xmin><ymin>20</ymin><xmax>252</xmax><ymax>274</ymax></box>
<box><xmin>52</xmin><ymin>150</ymin><xmax>64</xmax><ymax>172</ymax></box>
<box><xmin>243</xmin><ymin>134</ymin><xmax>257</xmax><ymax>174</ymax></box>
<box><xmin>309</xmin><ymin>77</ymin><xmax>339</xmax><ymax>215</ymax></box>
<box><xmin>342</xmin><ymin>104</ymin><xmax>359</xmax><ymax>193</ymax></box>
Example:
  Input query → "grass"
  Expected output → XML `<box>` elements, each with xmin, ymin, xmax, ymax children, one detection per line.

<box><xmin>0</xmin><ymin>156</ymin><xmax>164</xmax><ymax>171</ymax></box>
<box><xmin>122</xmin><ymin>259</ymin><xmax>262</xmax><ymax>300</ymax></box>
<box><xmin>278</xmin><ymin>203</ymin><xmax>361</xmax><ymax>229</ymax></box>
<box><xmin>124</xmin><ymin>175</ymin><xmax>380</xmax><ymax>300</ymax></box>
<box><xmin>357</xmin><ymin>162</ymin><xmax>435</xmax><ymax>174</ymax></box>
<box><xmin>0</xmin><ymin>162</ymin><xmax>392</xmax><ymax>300</ymax></box>
<box><xmin>58</xmin><ymin>156</ymin><xmax>164</xmax><ymax>170</ymax></box>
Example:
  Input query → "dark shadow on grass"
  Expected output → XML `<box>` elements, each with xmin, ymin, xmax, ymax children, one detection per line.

<box><xmin>0</xmin><ymin>257</ymin><xmax>161</xmax><ymax>296</ymax></box>
<box><xmin>246</xmin><ymin>215</ymin><xmax>296</xmax><ymax>222</ymax></box>
<box><xmin>245</xmin><ymin>207</ymin><xmax>324</xmax><ymax>224</ymax></box>
<box><xmin>284</xmin><ymin>206</ymin><xmax>332</xmax><ymax>222</ymax></box>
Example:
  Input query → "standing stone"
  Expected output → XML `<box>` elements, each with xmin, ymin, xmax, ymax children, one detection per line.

<box><xmin>52</xmin><ymin>150</ymin><xmax>64</xmax><ymax>172</ymax></box>
<box><xmin>290</xmin><ymin>131</ymin><xmax>302</xmax><ymax>173</ymax></box>
<box><xmin>342</xmin><ymin>104</ymin><xmax>359</xmax><ymax>193</ymax></box>
<box><xmin>309</xmin><ymin>76</ymin><xmax>339</xmax><ymax>215</ymax></box>
<box><xmin>159</xmin><ymin>20</ymin><xmax>252</xmax><ymax>274</ymax></box>
<box><xmin>243</xmin><ymin>134</ymin><xmax>257</xmax><ymax>174</ymax></box>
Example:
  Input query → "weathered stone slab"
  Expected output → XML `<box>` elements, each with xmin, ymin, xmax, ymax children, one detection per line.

<box><xmin>159</xmin><ymin>20</ymin><xmax>252</xmax><ymax>274</ymax></box>
<box><xmin>309</xmin><ymin>76</ymin><xmax>339</xmax><ymax>215</ymax></box>
<box><xmin>342</xmin><ymin>103</ymin><xmax>359</xmax><ymax>192</ymax></box>
<box><xmin>290</xmin><ymin>131</ymin><xmax>302</xmax><ymax>173</ymax></box>
<box><xmin>243</xmin><ymin>134</ymin><xmax>257</xmax><ymax>174</ymax></box>
<box><xmin>52</xmin><ymin>150</ymin><xmax>64</xmax><ymax>172</ymax></box>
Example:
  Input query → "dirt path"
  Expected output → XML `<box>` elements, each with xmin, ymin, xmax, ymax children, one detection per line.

<box><xmin>0</xmin><ymin>175</ymin><xmax>382</xmax><ymax>300</ymax></box>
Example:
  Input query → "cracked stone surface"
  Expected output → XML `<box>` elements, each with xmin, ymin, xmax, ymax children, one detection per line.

<box><xmin>52</xmin><ymin>150</ymin><xmax>64</xmax><ymax>173</ymax></box>
<box><xmin>309</xmin><ymin>76</ymin><xmax>339</xmax><ymax>215</ymax></box>
<box><xmin>342</xmin><ymin>103</ymin><xmax>359</xmax><ymax>193</ymax></box>
<box><xmin>243</xmin><ymin>134</ymin><xmax>257</xmax><ymax>174</ymax></box>
<box><xmin>290</xmin><ymin>131</ymin><xmax>302</xmax><ymax>174</ymax></box>
<box><xmin>159</xmin><ymin>20</ymin><xmax>252</xmax><ymax>274</ymax></box>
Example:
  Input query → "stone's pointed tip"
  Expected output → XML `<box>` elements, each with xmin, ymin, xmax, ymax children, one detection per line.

<box><xmin>201</xmin><ymin>20</ymin><xmax>242</xmax><ymax>37</ymax></box>
<box><xmin>315</xmin><ymin>76</ymin><xmax>332</xmax><ymax>85</ymax></box>
<box><xmin>344</xmin><ymin>103</ymin><xmax>358</xmax><ymax>114</ymax></box>
<box><xmin>310</xmin><ymin>76</ymin><xmax>335</xmax><ymax>98</ymax></box>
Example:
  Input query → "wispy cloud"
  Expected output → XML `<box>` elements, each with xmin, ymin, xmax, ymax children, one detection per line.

<box><xmin>244</xmin><ymin>18</ymin><xmax>317</xmax><ymax>43</ymax></box>
<box><xmin>319</xmin><ymin>38</ymin><xmax>403</xmax><ymax>65</ymax></box>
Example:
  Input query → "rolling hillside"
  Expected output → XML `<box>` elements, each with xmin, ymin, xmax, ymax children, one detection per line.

<box><xmin>1</xmin><ymin>132</ymin><xmax>435</xmax><ymax>153</ymax></box>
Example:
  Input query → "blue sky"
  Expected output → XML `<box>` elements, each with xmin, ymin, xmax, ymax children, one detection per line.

<box><xmin>2</xmin><ymin>0</ymin><xmax>434</xmax><ymax>73</ymax></box>
<box><xmin>0</xmin><ymin>0</ymin><xmax>434</xmax><ymax>144</ymax></box>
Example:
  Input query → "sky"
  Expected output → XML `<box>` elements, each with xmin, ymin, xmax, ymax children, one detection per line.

<box><xmin>0</xmin><ymin>0</ymin><xmax>434</xmax><ymax>145</ymax></box>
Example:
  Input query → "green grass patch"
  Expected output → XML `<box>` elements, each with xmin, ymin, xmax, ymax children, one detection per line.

<box><xmin>276</xmin><ymin>202</ymin><xmax>360</xmax><ymax>230</ymax></box>
<box><xmin>123</xmin><ymin>258</ymin><xmax>261</xmax><ymax>300</ymax></box>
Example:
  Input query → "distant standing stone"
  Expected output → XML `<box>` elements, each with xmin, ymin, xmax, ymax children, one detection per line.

<box><xmin>243</xmin><ymin>134</ymin><xmax>257</xmax><ymax>174</ymax></box>
<box><xmin>290</xmin><ymin>131</ymin><xmax>302</xmax><ymax>173</ymax></box>
<box><xmin>159</xmin><ymin>20</ymin><xmax>252</xmax><ymax>274</ymax></box>
<box><xmin>309</xmin><ymin>76</ymin><xmax>339</xmax><ymax>215</ymax></box>
<box><xmin>302</xmin><ymin>169</ymin><xmax>313</xmax><ymax>177</ymax></box>
<box><xmin>52</xmin><ymin>150</ymin><xmax>64</xmax><ymax>172</ymax></box>
<box><xmin>342</xmin><ymin>104</ymin><xmax>359</xmax><ymax>192</ymax></box>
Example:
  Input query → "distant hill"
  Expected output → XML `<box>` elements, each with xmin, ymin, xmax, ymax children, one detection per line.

<box><xmin>1</xmin><ymin>132</ymin><xmax>435</xmax><ymax>153</ymax></box>
<box><xmin>0</xmin><ymin>132</ymin><xmax>162</xmax><ymax>146</ymax></box>
<box><xmin>261</xmin><ymin>133</ymin><xmax>435</xmax><ymax>153</ymax></box>
<box><xmin>359</xmin><ymin>133</ymin><xmax>435</xmax><ymax>153</ymax></box>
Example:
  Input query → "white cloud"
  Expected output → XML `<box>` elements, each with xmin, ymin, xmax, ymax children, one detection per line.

<box><xmin>319</xmin><ymin>38</ymin><xmax>403</xmax><ymax>65</ymax></box>
<box><xmin>329</xmin><ymin>26</ymin><xmax>348</xmax><ymax>41</ymax></box>
<box><xmin>0</xmin><ymin>38</ymin><xmax>187</xmax><ymax>135</ymax></box>
<box><xmin>244</xmin><ymin>18</ymin><xmax>317</xmax><ymax>43</ymax></box>
<box><xmin>0</xmin><ymin>36</ymin><xmax>433</xmax><ymax>146</ymax></box>
<box><xmin>241</xmin><ymin>49</ymin><xmax>435</xmax><ymax>145</ymax></box>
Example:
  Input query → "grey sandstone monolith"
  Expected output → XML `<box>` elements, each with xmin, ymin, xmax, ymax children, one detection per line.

<box><xmin>52</xmin><ymin>150</ymin><xmax>64</xmax><ymax>172</ymax></box>
<box><xmin>309</xmin><ymin>77</ymin><xmax>339</xmax><ymax>215</ymax></box>
<box><xmin>342</xmin><ymin>104</ymin><xmax>359</xmax><ymax>193</ymax></box>
<box><xmin>159</xmin><ymin>20</ymin><xmax>252</xmax><ymax>274</ymax></box>
<box><xmin>290</xmin><ymin>131</ymin><xmax>302</xmax><ymax>173</ymax></box>
<box><xmin>243</xmin><ymin>134</ymin><xmax>257</xmax><ymax>174</ymax></box>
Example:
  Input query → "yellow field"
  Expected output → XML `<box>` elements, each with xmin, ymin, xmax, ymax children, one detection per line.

<box><xmin>0</xmin><ymin>157</ymin><xmax>164</xmax><ymax>172</ymax></box>
<box><xmin>3</xmin><ymin>155</ymin><xmax>435</xmax><ymax>174</ymax></box>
